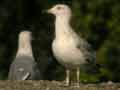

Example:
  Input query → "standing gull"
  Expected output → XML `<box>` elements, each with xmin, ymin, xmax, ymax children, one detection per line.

<box><xmin>8</xmin><ymin>31</ymin><xmax>41</xmax><ymax>80</ymax></box>
<box><xmin>47</xmin><ymin>4</ymin><xmax>98</xmax><ymax>86</ymax></box>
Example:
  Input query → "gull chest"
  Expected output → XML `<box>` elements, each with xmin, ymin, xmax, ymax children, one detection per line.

<box><xmin>52</xmin><ymin>37</ymin><xmax>85</xmax><ymax>68</ymax></box>
<box><xmin>53</xmin><ymin>38</ymin><xmax>74</xmax><ymax>55</ymax></box>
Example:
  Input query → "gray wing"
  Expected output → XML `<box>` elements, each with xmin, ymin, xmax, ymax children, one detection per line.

<box><xmin>8</xmin><ymin>56</ymin><xmax>41</xmax><ymax>80</ymax></box>
<box><xmin>76</xmin><ymin>37</ymin><xmax>96</xmax><ymax>64</ymax></box>
<box><xmin>76</xmin><ymin>37</ymin><xmax>101</xmax><ymax>73</ymax></box>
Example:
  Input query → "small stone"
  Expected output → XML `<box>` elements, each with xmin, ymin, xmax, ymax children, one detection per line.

<box><xmin>107</xmin><ymin>81</ymin><xmax>113</xmax><ymax>85</ymax></box>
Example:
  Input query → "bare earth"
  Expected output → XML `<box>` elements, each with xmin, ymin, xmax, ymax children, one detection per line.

<box><xmin>0</xmin><ymin>80</ymin><xmax>120</xmax><ymax>90</ymax></box>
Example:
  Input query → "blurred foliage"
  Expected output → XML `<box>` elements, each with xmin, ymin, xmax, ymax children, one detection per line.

<box><xmin>0</xmin><ymin>0</ymin><xmax>119</xmax><ymax>82</ymax></box>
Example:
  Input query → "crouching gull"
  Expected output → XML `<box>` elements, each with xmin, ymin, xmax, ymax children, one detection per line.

<box><xmin>8</xmin><ymin>31</ymin><xmax>41</xmax><ymax>80</ymax></box>
<box><xmin>47</xmin><ymin>4</ymin><xmax>99</xmax><ymax>86</ymax></box>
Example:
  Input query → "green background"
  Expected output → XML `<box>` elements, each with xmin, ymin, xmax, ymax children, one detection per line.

<box><xmin>0</xmin><ymin>0</ymin><xmax>120</xmax><ymax>82</ymax></box>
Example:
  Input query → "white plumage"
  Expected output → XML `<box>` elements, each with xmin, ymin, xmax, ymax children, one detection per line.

<box><xmin>47</xmin><ymin>4</ymin><xmax>97</xmax><ymax>86</ymax></box>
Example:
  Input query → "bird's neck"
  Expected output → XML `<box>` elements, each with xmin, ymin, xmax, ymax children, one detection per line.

<box><xmin>55</xmin><ymin>16</ymin><xmax>72</xmax><ymax>39</ymax></box>
<box><xmin>16</xmin><ymin>38</ymin><xmax>33</xmax><ymax>57</ymax></box>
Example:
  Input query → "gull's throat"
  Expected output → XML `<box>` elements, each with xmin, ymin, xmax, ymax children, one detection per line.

<box><xmin>55</xmin><ymin>16</ymin><xmax>72</xmax><ymax>38</ymax></box>
<box><xmin>17</xmin><ymin>38</ymin><xmax>33</xmax><ymax>57</ymax></box>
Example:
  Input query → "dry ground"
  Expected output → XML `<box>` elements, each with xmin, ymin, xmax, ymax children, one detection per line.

<box><xmin>0</xmin><ymin>80</ymin><xmax>120</xmax><ymax>90</ymax></box>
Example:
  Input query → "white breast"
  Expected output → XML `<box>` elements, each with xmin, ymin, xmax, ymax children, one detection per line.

<box><xmin>52</xmin><ymin>35</ymin><xmax>86</xmax><ymax>68</ymax></box>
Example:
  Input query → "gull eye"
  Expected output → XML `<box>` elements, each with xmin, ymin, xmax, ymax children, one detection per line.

<box><xmin>57</xmin><ymin>6</ymin><xmax>62</xmax><ymax>10</ymax></box>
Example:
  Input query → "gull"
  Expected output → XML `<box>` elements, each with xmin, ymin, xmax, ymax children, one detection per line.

<box><xmin>8</xmin><ymin>31</ymin><xmax>41</xmax><ymax>80</ymax></box>
<box><xmin>47</xmin><ymin>4</ymin><xmax>99</xmax><ymax>86</ymax></box>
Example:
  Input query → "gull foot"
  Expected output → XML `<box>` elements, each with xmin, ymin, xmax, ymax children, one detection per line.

<box><xmin>60</xmin><ymin>81</ymin><xmax>70</xmax><ymax>87</ymax></box>
<box><xmin>71</xmin><ymin>82</ymin><xmax>80</xmax><ymax>88</ymax></box>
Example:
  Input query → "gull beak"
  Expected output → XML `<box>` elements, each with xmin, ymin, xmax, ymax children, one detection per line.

<box><xmin>42</xmin><ymin>9</ymin><xmax>52</xmax><ymax>14</ymax></box>
<box><xmin>47</xmin><ymin>9</ymin><xmax>52</xmax><ymax>13</ymax></box>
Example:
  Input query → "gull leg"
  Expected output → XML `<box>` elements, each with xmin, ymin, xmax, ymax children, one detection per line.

<box><xmin>76</xmin><ymin>67</ymin><xmax>80</xmax><ymax>87</ymax></box>
<box><xmin>65</xmin><ymin>69</ymin><xmax>70</xmax><ymax>86</ymax></box>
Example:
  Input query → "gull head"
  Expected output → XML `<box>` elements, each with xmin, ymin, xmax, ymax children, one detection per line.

<box><xmin>47</xmin><ymin>4</ymin><xmax>72</xmax><ymax>17</ymax></box>
<box><xmin>19</xmin><ymin>31</ymin><xmax>32</xmax><ymax>41</ymax></box>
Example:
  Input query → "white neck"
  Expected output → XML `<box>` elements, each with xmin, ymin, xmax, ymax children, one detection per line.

<box><xmin>55</xmin><ymin>15</ymin><xmax>72</xmax><ymax>39</ymax></box>
<box><xmin>16</xmin><ymin>37</ymin><xmax>33</xmax><ymax>57</ymax></box>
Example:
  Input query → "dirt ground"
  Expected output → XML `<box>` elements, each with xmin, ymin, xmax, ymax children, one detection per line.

<box><xmin>0</xmin><ymin>80</ymin><xmax>120</xmax><ymax>90</ymax></box>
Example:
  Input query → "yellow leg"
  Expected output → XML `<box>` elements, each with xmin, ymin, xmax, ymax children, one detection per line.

<box><xmin>65</xmin><ymin>69</ymin><xmax>70</xmax><ymax>86</ymax></box>
<box><xmin>76</xmin><ymin>67</ymin><xmax>80</xmax><ymax>87</ymax></box>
